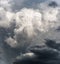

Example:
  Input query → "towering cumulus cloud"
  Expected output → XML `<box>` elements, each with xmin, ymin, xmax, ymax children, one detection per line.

<box><xmin>0</xmin><ymin>1</ymin><xmax>60</xmax><ymax>48</ymax></box>
<box><xmin>0</xmin><ymin>0</ymin><xmax>60</xmax><ymax>64</ymax></box>
<box><xmin>5</xmin><ymin>8</ymin><xmax>60</xmax><ymax>48</ymax></box>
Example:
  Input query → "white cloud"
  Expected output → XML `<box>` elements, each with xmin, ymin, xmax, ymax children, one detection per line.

<box><xmin>0</xmin><ymin>1</ymin><xmax>60</xmax><ymax>48</ymax></box>
<box><xmin>5</xmin><ymin>37</ymin><xmax>17</xmax><ymax>47</ymax></box>
<box><xmin>0</xmin><ymin>0</ymin><xmax>12</xmax><ymax>11</ymax></box>
<box><xmin>0</xmin><ymin>7</ymin><xmax>15</xmax><ymax>28</ymax></box>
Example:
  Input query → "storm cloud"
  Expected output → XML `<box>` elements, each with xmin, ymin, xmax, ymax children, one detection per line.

<box><xmin>13</xmin><ymin>39</ymin><xmax>60</xmax><ymax>64</ymax></box>
<box><xmin>0</xmin><ymin>0</ymin><xmax>60</xmax><ymax>48</ymax></box>
<box><xmin>0</xmin><ymin>0</ymin><xmax>60</xmax><ymax>64</ymax></box>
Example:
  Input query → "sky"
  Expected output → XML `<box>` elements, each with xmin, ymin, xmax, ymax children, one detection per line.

<box><xmin>0</xmin><ymin>0</ymin><xmax>60</xmax><ymax>64</ymax></box>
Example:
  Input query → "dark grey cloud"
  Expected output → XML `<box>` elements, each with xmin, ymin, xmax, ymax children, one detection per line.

<box><xmin>56</xmin><ymin>26</ymin><xmax>60</xmax><ymax>31</ymax></box>
<box><xmin>45</xmin><ymin>39</ymin><xmax>60</xmax><ymax>50</ymax></box>
<box><xmin>13</xmin><ymin>39</ymin><xmax>60</xmax><ymax>64</ymax></box>
<box><xmin>48</xmin><ymin>1</ymin><xmax>58</xmax><ymax>7</ymax></box>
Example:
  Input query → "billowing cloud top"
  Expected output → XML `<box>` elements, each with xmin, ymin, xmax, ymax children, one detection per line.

<box><xmin>0</xmin><ymin>0</ymin><xmax>60</xmax><ymax>49</ymax></box>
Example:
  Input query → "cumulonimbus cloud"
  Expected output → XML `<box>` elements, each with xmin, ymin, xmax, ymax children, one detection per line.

<box><xmin>0</xmin><ymin>1</ymin><xmax>60</xmax><ymax>64</ymax></box>
<box><xmin>0</xmin><ymin>0</ymin><xmax>60</xmax><ymax>49</ymax></box>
